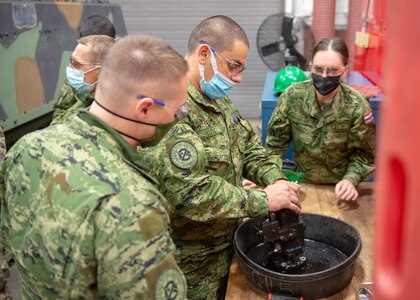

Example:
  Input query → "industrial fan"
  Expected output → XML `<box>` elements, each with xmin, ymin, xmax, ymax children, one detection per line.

<box><xmin>256</xmin><ymin>13</ymin><xmax>307</xmax><ymax>71</ymax></box>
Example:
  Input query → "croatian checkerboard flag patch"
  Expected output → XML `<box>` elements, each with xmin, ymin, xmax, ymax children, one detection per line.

<box><xmin>364</xmin><ymin>110</ymin><xmax>374</xmax><ymax>124</ymax></box>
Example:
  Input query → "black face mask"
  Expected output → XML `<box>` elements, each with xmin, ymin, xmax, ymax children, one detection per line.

<box><xmin>94</xmin><ymin>99</ymin><xmax>177</xmax><ymax>147</ymax></box>
<box><xmin>312</xmin><ymin>73</ymin><xmax>341</xmax><ymax>96</ymax></box>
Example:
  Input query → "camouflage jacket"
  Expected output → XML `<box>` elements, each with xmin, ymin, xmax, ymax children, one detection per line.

<box><xmin>0</xmin><ymin>110</ymin><xmax>186</xmax><ymax>299</ymax></box>
<box><xmin>266</xmin><ymin>81</ymin><xmax>376</xmax><ymax>185</ymax></box>
<box><xmin>51</xmin><ymin>82</ymin><xmax>94</xmax><ymax>125</ymax></box>
<box><xmin>0</xmin><ymin>127</ymin><xmax>5</xmax><ymax>162</ymax></box>
<box><xmin>142</xmin><ymin>84</ymin><xmax>285</xmax><ymax>298</ymax></box>
<box><xmin>0</xmin><ymin>126</ymin><xmax>8</xmax><ymax>300</ymax></box>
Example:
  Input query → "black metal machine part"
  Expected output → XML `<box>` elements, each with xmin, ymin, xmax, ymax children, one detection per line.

<box><xmin>256</xmin><ymin>209</ymin><xmax>307</xmax><ymax>271</ymax></box>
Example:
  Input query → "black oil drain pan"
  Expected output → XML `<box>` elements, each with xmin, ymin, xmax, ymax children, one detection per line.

<box><xmin>233</xmin><ymin>213</ymin><xmax>362</xmax><ymax>299</ymax></box>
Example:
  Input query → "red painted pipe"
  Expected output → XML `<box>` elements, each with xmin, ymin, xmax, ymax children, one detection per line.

<box><xmin>312</xmin><ymin>0</ymin><xmax>336</xmax><ymax>44</ymax></box>
<box><xmin>373</xmin><ymin>0</ymin><xmax>420</xmax><ymax>299</ymax></box>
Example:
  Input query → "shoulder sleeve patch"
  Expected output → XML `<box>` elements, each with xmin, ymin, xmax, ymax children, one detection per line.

<box><xmin>155</xmin><ymin>268</ymin><xmax>186</xmax><ymax>300</ymax></box>
<box><xmin>169</xmin><ymin>141</ymin><xmax>198</xmax><ymax>169</ymax></box>
<box><xmin>363</xmin><ymin>109</ymin><xmax>374</xmax><ymax>124</ymax></box>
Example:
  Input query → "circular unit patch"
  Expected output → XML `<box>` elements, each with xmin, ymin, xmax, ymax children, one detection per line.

<box><xmin>155</xmin><ymin>268</ymin><xmax>186</xmax><ymax>300</ymax></box>
<box><xmin>170</xmin><ymin>141</ymin><xmax>198</xmax><ymax>169</ymax></box>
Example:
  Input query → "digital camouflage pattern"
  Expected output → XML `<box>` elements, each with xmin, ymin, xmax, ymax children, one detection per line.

<box><xmin>50</xmin><ymin>81</ymin><xmax>94</xmax><ymax>125</ymax></box>
<box><xmin>0</xmin><ymin>110</ymin><xmax>187</xmax><ymax>299</ymax></box>
<box><xmin>142</xmin><ymin>84</ymin><xmax>286</xmax><ymax>299</ymax></box>
<box><xmin>0</xmin><ymin>1</ymin><xmax>126</xmax><ymax>148</ymax></box>
<box><xmin>0</xmin><ymin>128</ymin><xmax>5</xmax><ymax>161</ymax></box>
<box><xmin>0</xmin><ymin>126</ymin><xmax>9</xmax><ymax>300</ymax></box>
<box><xmin>266</xmin><ymin>80</ymin><xmax>376</xmax><ymax>185</ymax></box>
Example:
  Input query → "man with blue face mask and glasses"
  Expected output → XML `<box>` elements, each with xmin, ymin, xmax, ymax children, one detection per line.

<box><xmin>50</xmin><ymin>35</ymin><xmax>115</xmax><ymax>125</ymax></box>
<box><xmin>142</xmin><ymin>15</ymin><xmax>301</xmax><ymax>300</ymax></box>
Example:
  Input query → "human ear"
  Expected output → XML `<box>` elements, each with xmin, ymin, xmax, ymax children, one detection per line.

<box><xmin>135</xmin><ymin>96</ymin><xmax>154</xmax><ymax>120</ymax></box>
<box><xmin>342</xmin><ymin>66</ymin><xmax>350</xmax><ymax>77</ymax></box>
<box><xmin>198</xmin><ymin>45</ymin><xmax>210</xmax><ymax>64</ymax></box>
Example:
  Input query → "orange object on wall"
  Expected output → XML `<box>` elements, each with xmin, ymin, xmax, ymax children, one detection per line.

<box><xmin>373</xmin><ymin>0</ymin><xmax>420</xmax><ymax>299</ymax></box>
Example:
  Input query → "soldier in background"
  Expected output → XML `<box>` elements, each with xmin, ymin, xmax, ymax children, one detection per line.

<box><xmin>78</xmin><ymin>15</ymin><xmax>116</xmax><ymax>39</ymax></box>
<box><xmin>142</xmin><ymin>15</ymin><xmax>301</xmax><ymax>299</ymax></box>
<box><xmin>50</xmin><ymin>35</ymin><xmax>115</xmax><ymax>125</ymax></box>
<box><xmin>52</xmin><ymin>15</ymin><xmax>117</xmax><ymax>123</ymax></box>
<box><xmin>0</xmin><ymin>35</ymin><xmax>189</xmax><ymax>299</ymax></box>
<box><xmin>0</xmin><ymin>126</ymin><xmax>8</xmax><ymax>300</ymax></box>
<box><xmin>266</xmin><ymin>37</ymin><xmax>376</xmax><ymax>201</ymax></box>
<box><xmin>0</xmin><ymin>128</ymin><xmax>5</xmax><ymax>162</ymax></box>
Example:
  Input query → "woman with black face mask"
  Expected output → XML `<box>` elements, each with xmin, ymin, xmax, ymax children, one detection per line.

<box><xmin>266</xmin><ymin>37</ymin><xmax>376</xmax><ymax>201</ymax></box>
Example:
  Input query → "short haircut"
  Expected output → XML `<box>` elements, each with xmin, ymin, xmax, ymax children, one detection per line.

<box><xmin>312</xmin><ymin>37</ymin><xmax>349</xmax><ymax>66</ymax></box>
<box><xmin>77</xmin><ymin>35</ymin><xmax>116</xmax><ymax>64</ymax></box>
<box><xmin>78</xmin><ymin>15</ymin><xmax>116</xmax><ymax>38</ymax></box>
<box><xmin>98</xmin><ymin>35</ymin><xmax>188</xmax><ymax>104</ymax></box>
<box><xmin>186</xmin><ymin>15</ymin><xmax>249</xmax><ymax>55</ymax></box>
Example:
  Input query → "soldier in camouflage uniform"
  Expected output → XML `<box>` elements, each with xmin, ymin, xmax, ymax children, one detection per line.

<box><xmin>0</xmin><ymin>35</ymin><xmax>190</xmax><ymax>299</ymax></box>
<box><xmin>0</xmin><ymin>127</ymin><xmax>5</xmax><ymax>162</ymax></box>
<box><xmin>266</xmin><ymin>37</ymin><xmax>376</xmax><ymax>201</ymax></box>
<box><xmin>0</xmin><ymin>126</ymin><xmax>9</xmax><ymax>300</ymax></box>
<box><xmin>142</xmin><ymin>16</ymin><xmax>301</xmax><ymax>300</ymax></box>
<box><xmin>51</xmin><ymin>15</ymin><xmax>117</xmax><ymax>122</ymax></box>
<box><xmin>78</xmin><ymin>15</ymin><xmax>117</xmax><ymax>39</ymax></box>
<box><xmin>50</xmin><ymin>35</ymin><xmax>115</xmax><ymax>125</ymax></box>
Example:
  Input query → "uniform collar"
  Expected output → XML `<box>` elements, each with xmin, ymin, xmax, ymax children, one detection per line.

<box><xmin>65</xmin><ymin>81</ymin><xmax>95</xmax><ymax>106</ymax></box>
<box><xmin>187</xmin><ymin>83</ymin><xmax>222</xmax><ymax>113</ymax></box>
<box><xmin>75</xmin><ymin>110</ymin><xmax>158</xmax><ymax>185</ymax></box>
<box><xmin>303</xmin><ymin>82</ymin><xmax>344</xmax><ymax>120</ymax></box>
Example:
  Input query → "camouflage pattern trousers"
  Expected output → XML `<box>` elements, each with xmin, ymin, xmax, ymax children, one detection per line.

<box><xmin>0</xmin><ymin>249</ymin><xmax>12</xmax><ymax>300</ymax></box>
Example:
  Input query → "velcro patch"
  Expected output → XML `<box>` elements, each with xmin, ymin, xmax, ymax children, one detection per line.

<box><xmin>170</xmin><ymin>141</ymin><xmax>198</xmax><ymax>169</ymax></box>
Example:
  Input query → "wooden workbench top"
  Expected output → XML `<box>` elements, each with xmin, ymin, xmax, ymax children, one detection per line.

<box><xmin>225</xmin><ymin>182</ymin><xmax>375</xmax><ymax>300</ymax></box>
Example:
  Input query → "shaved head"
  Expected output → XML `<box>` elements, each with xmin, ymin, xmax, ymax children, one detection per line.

<box><xmin>97</xmin><ymin>35</ymin><xmax>188</xmax><ymax>108</ymax></box>
<box><xmin>187</xmin><ymin>15</ymin><xmax>249</xmax><ymax>55</ymax></box>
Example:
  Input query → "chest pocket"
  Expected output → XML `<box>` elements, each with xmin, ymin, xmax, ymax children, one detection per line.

<box><xmin>291</xmin><ymin>116</ymin><xmax>315</xmax><ymax>151</ymax></box>
<box><xmin>323</xmin><ymin>120</ymin><xmax>350</xmax><ymax>166</ymax></box>
<box><xmin>196</xmin><ymin>126</ymin><xmax>226</xmax><ymax>147</ymax></box>
<box><xmin>324</xmin><ymin>121</ymin><xmax>350</xmax><ymax>150</ymax></box>
<box><xmin>196</xmin><ymin>126</ymin><xmax>232</xmax><ymax>175</ymax></box>
<box><xmin>234</xmin><ymin>118</ymin><xmax>253</xmax><ymax>154</ymax></box>
<box><xmin>204</xmin><ymin>147</ymin><xmax>232</xmax><ymax>175</ymax></box>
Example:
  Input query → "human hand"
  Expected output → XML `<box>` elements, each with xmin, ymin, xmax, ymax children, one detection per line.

<box><xmin>242</xmin><ymin>179</ymin><xmax>258</xmax><ymax>189</ymax></box>
<box><xmin>335</xmin><ymin>179</ymin><xmax>358</xmax><ymax>201</ymax></box>
<box><xmin>265</xmin><ymin>180</ymin><xmax>301</xmax><ymax>213</ymax></box>
<box><xmin>274</xmin><ymin>179</ymin><xmax>300</xmax><ymax>194</ymax></box>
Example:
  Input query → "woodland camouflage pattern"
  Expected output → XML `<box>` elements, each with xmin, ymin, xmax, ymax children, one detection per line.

<box><xmin>0</xmin><ymin>111</ymin><xmax>187</xmax><ymax>299</ymax></box>
<box><xmin>0</xmin><ymin>127</ymin><xmax>8</xmax><ymax>300</ymax></box>
<box><xmin>142</xmin><ymin>84</ymin><xmax>286</xmax><ymax>299</ymax></box>
<box><xmin>50</xmin><ymin>82</ymin><xmax>94</xmax><ymax>125</ymax></box>
<box><xmin>0</xmin><ymin>128</ymin><xmax>5</xmax><ymax>162</ymax></box>
<box><xmin>266</xmin><ymin>81</ymin><xmax>376</xmax><ymax>185</ymax></box>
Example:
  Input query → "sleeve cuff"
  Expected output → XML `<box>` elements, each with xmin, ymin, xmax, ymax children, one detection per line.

<box><xmin>245</xmin><ymin>189</ymin><xmax>269</xmax><ymax>217</ymax></box>
<box><xmin>260</xmin><ymin>169</ymin><xmax>286</xmax><ymax>186</ymax></box>
<box><xmin>343</xmin><ymin>173</ymin><xmax>362</xmax><ymax>186</ymax></box>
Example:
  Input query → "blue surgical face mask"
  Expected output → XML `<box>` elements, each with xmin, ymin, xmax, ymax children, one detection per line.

<box><xmin>66</xmin><ymin>66</ymin><xmax>99</xmax><ymax>93</ymax></box>
<box><xmin>199</xmin><ymin>50</ymin><xmax>235</xmax><ymax>99</ymax></box>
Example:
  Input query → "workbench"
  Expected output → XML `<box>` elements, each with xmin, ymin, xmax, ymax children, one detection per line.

<box><xmin>225</xmin><ymin>182</ymin><xmax>374</xmax><ymax>300</ymax></box>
